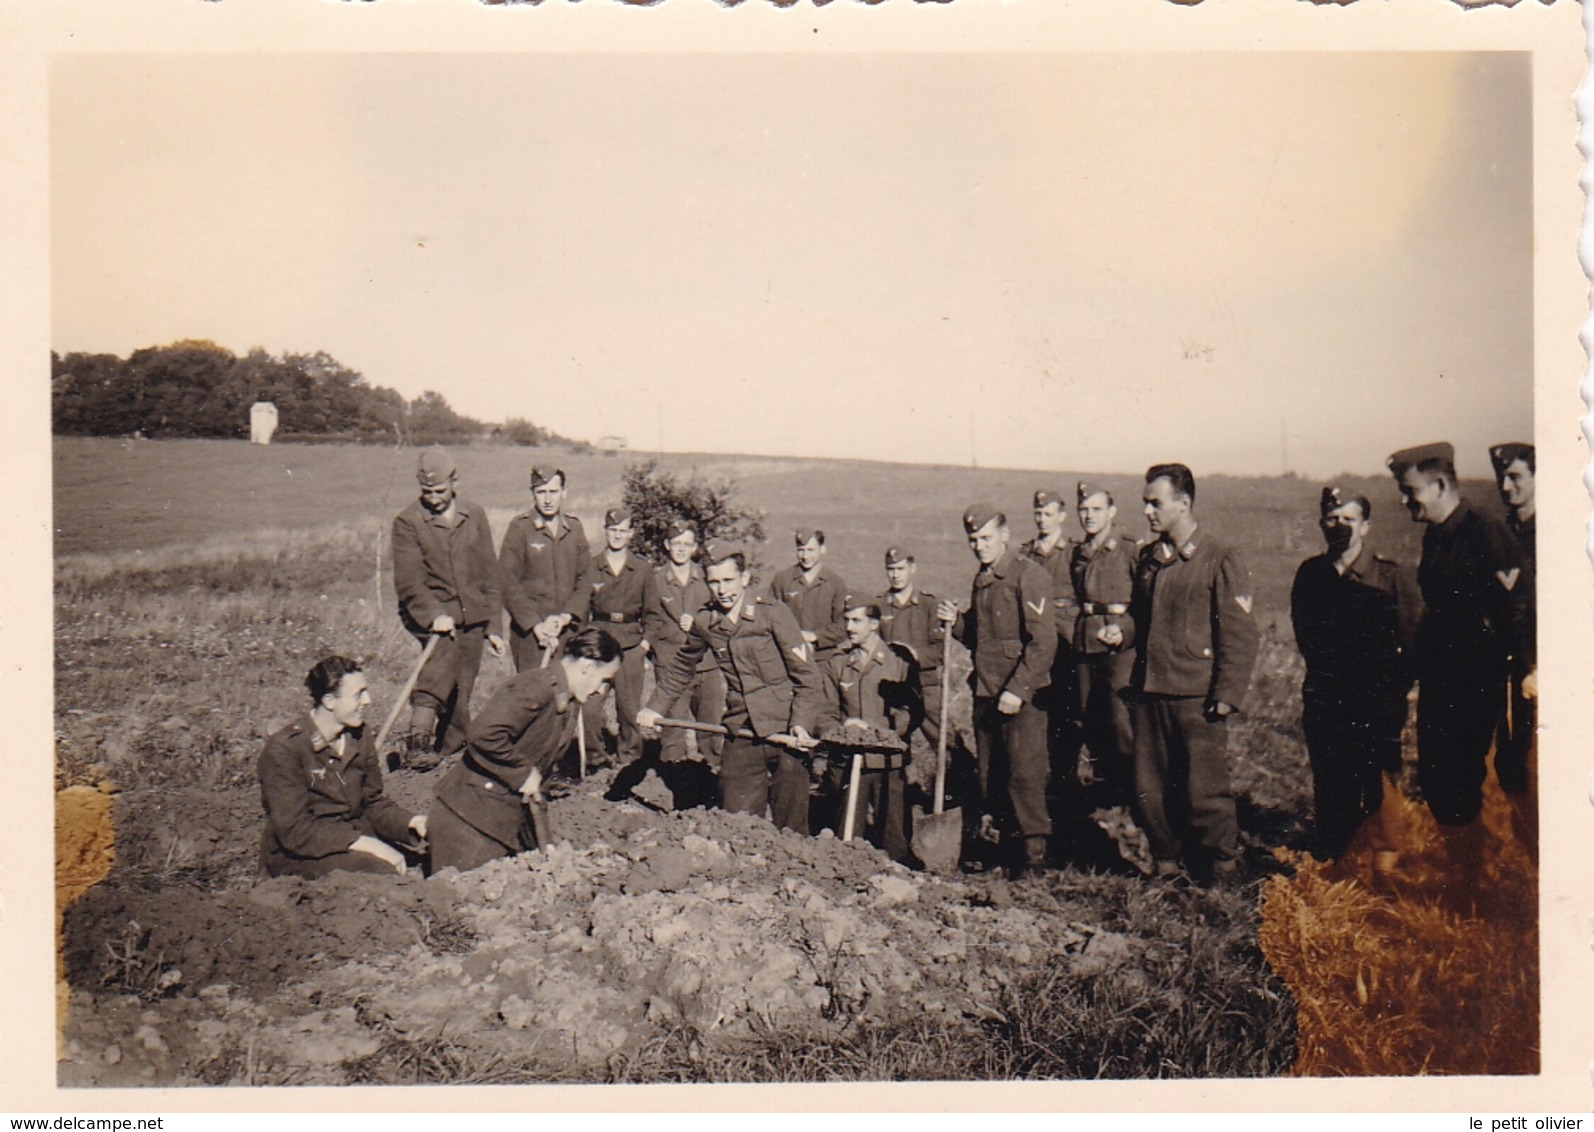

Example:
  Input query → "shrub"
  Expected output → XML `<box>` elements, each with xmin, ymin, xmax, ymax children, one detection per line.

<box><xmin>619</xmin><ymin>459</ymin><xmax>767</xmax><ymax>567</ymax></box>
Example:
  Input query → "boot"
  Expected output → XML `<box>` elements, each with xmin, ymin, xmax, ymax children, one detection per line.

<box><xmin>404</xmin><ymin>704</ymin><xmax>440</xmax><ymax>771</ymax></box>
<box><xmin>1436</xmin><ymin>820</ymin><xmax>1486</xmax><ymax>917</ymax></box>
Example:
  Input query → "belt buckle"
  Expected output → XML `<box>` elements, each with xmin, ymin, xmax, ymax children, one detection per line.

<box><xmin>609</xmin><ymin>612</ymin><xmax>625</xmax><ymax>623</ymax></box>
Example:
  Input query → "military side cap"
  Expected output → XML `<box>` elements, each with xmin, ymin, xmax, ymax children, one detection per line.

<box><xmin>794</xmin><ymin>528</ymin><xmax>823</xmax><ymax>546</ymax></box>
<box><xmin>664</xmin><ymin>518</ymin><xmax>695</xmax><ymax>540</ymax></box>
<box><xmin>1319</xmin><ymin>484</ymin><xmax>1370</xmax><ymax>517</ymax></box>
<box><xmin>963</xmin><ymin>502</ymin><xmax>1001</xmax><ymax>533</ymax></box>
<box><xmin>1489</xmin><ymin>442</ymin><xmax>1534</xmax><ymax>476</ymax></box>
<box><xmin>701</xmin><ymin>538</ymin><xmax>745</xmax><ymax>567</ymax></box>
<box><xmin>1386</xmin><ymin>442</ymin><xmax>1454</xmax><ymax>478</ymax></box>
<box><xmin>883</xmin><ymin>545</ymin><xmax>913</xmax><ymax>565</ymax></box>
<box><xmin>604</xmin><ymin>506</ymin><xmax>634</xmax><ymax>528</ymax></box>
<box><xmin>1033</xmin><ymin>489</ymin><xmax>1065</xmax><ymax>509</ymax></box>
<box><xmin>1076</xmin><ymin>481</ymin><xmax>1108</xmax><ymax>504</ymax></box>
<box><xmin>416</xmin><ymin>446</ymin><xmax>456</xmax><ymax>486</ymax></box>
<box><xmin>529</xmin><ymin>465</ymin><xmax>565</xmax><ymax>489</ymax></box>
<box><xmin>841</xmin><ymin>593</ymin><xmax>880</xmax><ymax>617</ymax></box>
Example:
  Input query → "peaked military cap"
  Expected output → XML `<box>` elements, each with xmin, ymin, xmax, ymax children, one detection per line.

<box><xmin>1488</xmin><ymin>442</ymin><xmax>1534</xmax><ymax>477</ymax></box>
<box><xmin>1386</xmin><ymin>442</ymin><xmax>1455</xmax><ymax>478</ymax></box>
<box><xmin>603</xmin><ymin>506</ymin><xmax>634</xmax><ymax>528</ymax></box>
<box><xmin>529</xmin><ymin>466</ymin><xmax>565</xmax><ymax>489</ymax></box>
<box><xmin>883</xmin><ymin>545</ymin><xmax>913</xmax><ymax>565</ymax></box>
<box><xmin>415</xmin><ymin>446</ymin><xmax>456</xmax><ymax>486</ymax></box>
<box><xmin>1319</xmin><ymin>484</ymin><xmax>1371</xmax><ymax>518</ymax></box>
<box><xmin>1032</xmin><ymin>489</ymin><xmax>1065</xmax><ymax>509</ymax></box>
<box><xmin>962</xmin><ymin>502</ymin><xmax>1002</xmax><ymax>533</ymax></box>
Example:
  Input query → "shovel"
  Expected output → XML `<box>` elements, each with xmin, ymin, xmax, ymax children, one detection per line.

<box><xmin>912</xmin><ymin>630</ymin><xmax>962</xmax><ymax>873</ymax></box>
<box><xmin>373</xmin><ymin>633</ymin><xmax>440</xmax><ymax>755</ymax></box>
<box><xmin>646</xmin><ymin>717</ymin><xmax>816</xmax><ymax>752</ymax></box>
<box><xmin>521</xmin><ymin>767</ymin><xmax>554</xmax><ymax>850</ymax></box>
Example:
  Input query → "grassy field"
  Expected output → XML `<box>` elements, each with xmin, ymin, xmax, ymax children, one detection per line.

<box><xmin>53</xmin><ymin>436</ymin><xmax>1535</xmax><ymax>1082</ymax></box>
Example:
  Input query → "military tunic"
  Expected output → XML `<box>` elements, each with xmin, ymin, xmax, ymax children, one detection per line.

<box><xmin>1022</xmin><ymin>536</ymin><xmax>1083</xmax><ymax>769</ymax></box>
<box><xmin>1413</xmin><ymin>498</ymin><xmax>1530</xmax><ymax>825</ymax></box>
<box><xmin>1128</xmin><ymin>526</ymin><xmax>1259</xmax><ymax>873</ymax></box>
<box><xmin>1068</xmin><ymin>529</ymin><xmax>1140</xmax><ymax>799</ymax></box>
<box><xmin>648</xmin><ymin>597</ymin><xmax>821</xmax><ymax>831</ymax></box>
<box><xmin>1498</xmin><ymin>511</ymin><xmax>1537</xmax><ymax>797</ymax></box>
<box><xmin>1290</xmin><ymin>546</ymin><xmax>1422</xmax><ymax>858</ymax></box>
<box><xmin>390</xmin><ymin>497</ymin><xmax>503</xmax><ymax>757</ymax></box>
<box><xmin>768</xmin><ymin>564</ymin><xmax>850</xmax><ymax>658</ymax></box>
<box><xmin>951</xmin><ymin>548</ymin><xmax>1057</xmax><ymax>845</ymax></box>
<box><xmin>258</xmin><ymin>716</ymin><xmax>415</xmax><ymax>878</ymax></box>
<box><xmin>430</xmin><ymin>664</ymin><xmax>584</xmax><ymax>871</ymax></box>
<box><xmin>585</xmin><ymin>549</ymin><xmax>658</xmax><ymax>760</ymax></box>
<box><xmin>876</xmin><ymin>587</ymin><xmax>947</xmax><ymax>747</ymax></box>
<box><xmin>498</xmin><ymin>513</ymin><xmax>597</xmax><ymax>671</ymax></box>
<box><xmin>648</xmin><ymin>561</ymin><xmax>726</xmax><ymax>761</ymax></box>
<box><xmin>817</xmin><ymin>638</ymin><xmax>921</xmax><ymax>861</ymax></box>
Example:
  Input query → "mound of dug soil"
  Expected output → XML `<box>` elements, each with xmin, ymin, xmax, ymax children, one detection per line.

<box><xmin>60</xmin><ymin>770</ymin><xmax>1143</xmax><ymax>1086</ymax></box>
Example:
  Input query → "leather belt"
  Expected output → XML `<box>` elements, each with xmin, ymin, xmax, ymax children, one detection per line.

<box><xmin>1081</xmin><ymin>602</ymin><xmax>1129</xmax><ymax>616</ymax></box>
<box><xmin>596</xmin><ymin>612</ymin><xmax>640</xmax><ymax>624</ymax></box>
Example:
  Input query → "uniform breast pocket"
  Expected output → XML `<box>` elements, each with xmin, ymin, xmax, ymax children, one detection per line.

<box><xmin>1001</xmin><ymin>641</ymin><xmax>1024</xmax><ymax>660</ymax></box>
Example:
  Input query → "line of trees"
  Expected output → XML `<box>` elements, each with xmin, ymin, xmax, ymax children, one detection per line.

<box><xmin>51</xmin><ymin>340</ymin><xmax>577</xmax><ymax>449</ymax></box>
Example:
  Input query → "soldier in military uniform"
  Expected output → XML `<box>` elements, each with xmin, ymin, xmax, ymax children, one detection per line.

<box><xmin>936</xmin><ymin>503</ymin><xmax>1058</xmax><ymax>875</ymax></box>
<box><xmin>875</xmin><ymin>546</ymin><xmax>946</xmax><ymax>751</ymax></box>
<box><xmin>816</xmin><ymin>596</ymin><xmax>922</xmax><ymax>862</ymax></box>
<box><xmin>390</xmin><ymin>446</ymin><xmax>507</xmax><ymax>769</ymax></box>
<box><xmin>646</xmin><ymin>519</ymin><xmax>727</xmax><ymax>765</ymax></box>
<box><xmin>498</xmin><ymin>466</ymin><xmax>597</xmax><ymax>672</ymax></box>
<box><xmin>1069</xmin><ymin>481</ymin><xmax>1140</xmax><ymax>806</ymax></box>
<box><xmin>768</xmin><ymin>529</ymin><xmax>849</xmax><ymax>661</ymax></box>
<box><xmin>1128</xmin><ymin>463</ymin><xmax>1259</xmax><ymax>886</ymax></box>
<box><xmin>1289</xmin><ymin>486</ymin><xmax>1422</xmax><ymax>862</ymax></box>
<box><xmin>429</xmin><ymin>628</ymin><xmax>622</xmax><ymax>873</ymax></box>
<box><xmin>1490</xmin><ymin>440</ymin><xmax>1537</xmax><ymax>856</ymax></box>
<box><xmin>1389</xmin><ymin>442</ymin><xmax>1531</xmax><ymax>900</ymax></box>
<box><xmin>1021</xmin><ymin>490</ymin><xmax>1084</xmax><ymax>786</ymax></box>
<box><xmin>639</xmin><ymin>542</ymin><xmax>821</xmax><ymax>832</ymax></box>
<box><xmin>258</xmin><ymin>656</ymin><xmax>426</xmax><ymax>878</ymax></box>
<box><xmin>585</xmin><ymin>506</ymin><xmax>659</xmax><ymax>765</ymax></box>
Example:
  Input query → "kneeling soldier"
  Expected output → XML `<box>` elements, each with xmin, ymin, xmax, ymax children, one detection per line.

<box><xmin>259</xmin><ymin>656</ymin><xmax>427</xmax><ymax>878</ymax></box>
<box><xmin>428</xmin><ymin>628</ymin><xmax>622</xmax><ymax>873</ymax></box>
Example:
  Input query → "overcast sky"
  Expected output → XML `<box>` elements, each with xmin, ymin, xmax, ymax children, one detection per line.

<box><xmin>51</xmin><ymin>51</ymin><xmax>1532</xmax><ymax>478</ymax></box>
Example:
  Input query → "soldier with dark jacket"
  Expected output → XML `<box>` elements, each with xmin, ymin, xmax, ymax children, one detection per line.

<box><xmin>1490</xmin><ymin>440</ymin><xmax>1537</xmax><ymax>855</ymax></box>
<box><xmin>1390</xmin><ymin>442</ymin><xmax>1531</xmax><ymax>902</ymax></box>
<box><xmin>1022</xmin><ymin>489</ymin><xmax>1084</xmax><ymax>784</ymax></box>
<box><xmin>768</xmin><ymin>529</ymin><xmax>849</xmax><ymax>660</ymax></box>
<box><xmin>1290</xmin><ymin>486</ymin><xmax>1423</xmax><ymax>861</ymax></box>
<box><xmin>429</xmin><ymin>629</ymin><xmax>622</xmax><ymax>873</ymax></box>
<box><xmin>498</xmin><ymin>466</ymin><xmax>597</xmax><ymax>672</ymax></box>
<box><xmin>1129</xmin><ymin>463</ymin><xmax>1259</xmax><ymax>886</ymax></box>
<box><xmin>875</xmin><ymin>545</ymin><xmax>947</xmax><ymax>749</ymax></box>
<box><xmin>816</xmin><ymin>596</ymin><xmax>922</xmax><ymax>862</ymax></box>
<box><xmin>639</xmin><ymin>542</ymin><xmax>821</xmax><ymax>833</ymax></box>
<box><xmin>1069</xmin><ymin>481</ymin><xmax>1140</xmax><ymax>805</ymax></box>
<box><xmin>585</xmin><ymin>507</ymin><xmax>659</xmax><ymax>764</ymax></box>
<box><xmin>937</xmin><ymin>503</ymin><xmax>1058</xmax><ymax>875</ymax></box>
<box><xmin>259</xmin><ymin>656</ymin><xmax>425</xmax><ymax>878</ymax></box>
<box><xmin>647</xmin><ymin>520</ymin><xmax>727</xmax><ymax>764</ymax></box>
<box><xmin>390</xmin><ymin>447</ymin><xmax>506</xmax><ymax>768</ymax></box>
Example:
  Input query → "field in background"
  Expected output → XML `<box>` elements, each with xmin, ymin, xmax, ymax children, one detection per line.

<box><xmin>53</xmin><ymin>437</ymin><xmax>1535</xmax><ymax>1082</ymax></box>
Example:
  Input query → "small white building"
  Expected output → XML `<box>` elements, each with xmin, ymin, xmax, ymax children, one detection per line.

<box><xmin>250</xmin><ymin>401</ymin><xmax>279</xmax><ymax>445</ymax></box>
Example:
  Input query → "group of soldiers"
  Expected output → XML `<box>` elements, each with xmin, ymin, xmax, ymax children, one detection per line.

<box><xmin>257</xmin><ymin>440</ymin><xmax>1536</xmax><ymax>903</ymax></box>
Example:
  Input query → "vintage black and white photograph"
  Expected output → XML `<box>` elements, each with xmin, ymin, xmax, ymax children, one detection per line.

<box><xmin>26</xmin><ymin>14</ymin><xmax>1588</xmax><ymax>1104</ymax></box>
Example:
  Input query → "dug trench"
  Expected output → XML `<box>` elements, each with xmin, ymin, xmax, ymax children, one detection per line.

<box><xmin>57</xmin><ymin>759</ymin><xmax>1296</xmax><ymax>1086</ymax></box>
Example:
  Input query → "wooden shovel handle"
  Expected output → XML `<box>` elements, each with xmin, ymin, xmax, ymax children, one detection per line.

<box><xmin>373</xmin><ymin>633</ymin><xmax>441</xmax><ymax>754</ymax></box>
<box><xmin>934</xmin><ymin>628</ymin><xmax>953</xmax><ymax>815</ymax></box>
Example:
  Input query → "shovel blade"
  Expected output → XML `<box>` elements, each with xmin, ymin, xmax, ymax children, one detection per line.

<box><xmin>912</xmin><ymin>807</ymin><xmax>962</xmax><ymax>874</ymax></box>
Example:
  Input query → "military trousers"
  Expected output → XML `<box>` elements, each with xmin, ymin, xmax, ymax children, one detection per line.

<box><xmin>1301</xmin><ymin>688</ymin><xmax>1404</xmax><ymax>859</ymax></box>
<box><xmin>657</xmin><ymin>664</ymin><xmax>728</xmax><ymax>763</ymax></box>
<box><xmin>972</xmin><ymin>696</ymin><xmax>1052</xmax><ymax>841</ymax></box>
<box><xmin>1130</xmin><ymin>694</ymin><xmax>1239</xmax><ymax>868</ymax></box>
<box><xmin>1417</xmin><ymin>662</ymin><xmax>1506</xmax><ymax>827</ymax></box>
<box><xmin>1077</xmin><ymin>651</ymin><xmax>1136</xmax><ymax>800</ymax></box>
<box><xmin>1495</xmin><ymin>673</ymin><xmax>1535</xmax><ymax>796</ymax></box>
<box><xmin>719</xmin><ymin>734</ymin><xmax>810</xmax><ymax>833</ymax></box>
<box><xmin>824</xmin><ymin>758</ymin><xmax>911</xmax><ymax>863</ymax></box>
<box><xmin>427</xmin><ymin>797</ymin><xmax>524</xmax><ymax>874</ymax></box>
<box><xmin>410</xmin><ymin>623</ymin><xmax>487</xmax><ymax>757</ymax></box>
<box><xmin>584</xmin><ymin>641</ymin><xmax>647</xmax><ymax>761</ymax></box>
